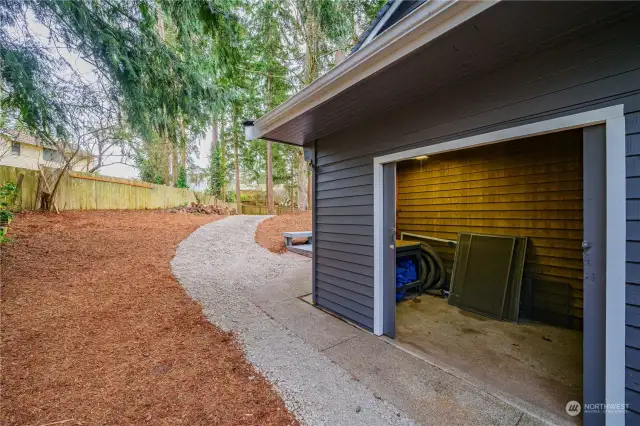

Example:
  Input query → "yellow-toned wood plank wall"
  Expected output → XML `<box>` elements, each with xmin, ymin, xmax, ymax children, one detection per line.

<box><xmin>396</xmin><ymin>130</ymin><xmax>583</xmax><ymax>325</ymax></box>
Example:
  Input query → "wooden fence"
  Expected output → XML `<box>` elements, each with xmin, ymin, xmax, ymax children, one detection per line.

<box><xmin>240</xmin><ymin>204</ymin><xmax>303</xmax><ymax>215</ymax></box>
<box><xmin>0</xmin><ymin>165</ymin><xmax>234</xmax><ymax>212</ymax></box>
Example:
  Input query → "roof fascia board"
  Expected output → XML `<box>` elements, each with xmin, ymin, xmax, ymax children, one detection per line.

<box><xmin>247</xmin><ymin>0</ymin><xmax>498</xmax><ymax>142</ymax></box>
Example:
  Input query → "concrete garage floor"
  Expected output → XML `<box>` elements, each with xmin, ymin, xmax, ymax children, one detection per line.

<box><xmin>251</xmin><ymin>268</ymin><xmax>582</xmax><ymax>425</ymax></box>
<box><xmin>396</xmin><ymin>295</ymin><xmax>582</xmax><ymax>423</ymax></box>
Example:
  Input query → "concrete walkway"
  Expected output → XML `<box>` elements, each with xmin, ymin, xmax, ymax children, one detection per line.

<box><xmin>172</xmin><ymin>216</ymin><xmax>552</xmax><ymax>426</ymax></box>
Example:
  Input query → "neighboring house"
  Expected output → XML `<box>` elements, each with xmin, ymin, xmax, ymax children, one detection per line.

<box><xmin>0</xmin><ymin>130</ymin><xmax>94</xmax><ymax>172</ymax></box>
<box><xmin>246</xmin><ymin>1</ymin><xmax>640</xmax><ymax>424</ymax></box>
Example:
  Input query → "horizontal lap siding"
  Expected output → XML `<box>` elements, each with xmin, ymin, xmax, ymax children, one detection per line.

<box><xmin>313</xmin><ymin>10</ymin><xmax>640</xmax><ymax>357</ymax></box>
<box><xmin>397</xmin><ymin>131</ymin><xmax>584</xmax><ymax>328</ymax></box>
<box><xmin>627</xmin><ymin>107</ymin><xmax>640</xmax><ymax>419</ymax></box>
<box><xmin>314</xmin><ymin>150</ymin><xmax>376</xmax><ymax>328</ymax></box>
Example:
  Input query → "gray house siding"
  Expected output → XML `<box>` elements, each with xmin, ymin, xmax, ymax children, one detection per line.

<box><xmin>311</xmin><ymin>10</ymin><xmax>640</xmax><ymax>416</ymax></box>
<box><xmin>627</xmin><ymin>108</ymin><xmax>640</xmax><ymax>421</ymax></box>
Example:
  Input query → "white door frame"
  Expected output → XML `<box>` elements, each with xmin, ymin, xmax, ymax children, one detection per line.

<box><xmin>372</xmin><ymin>105</ymin><xmax>627</xmax><ymax>422</ymax></box>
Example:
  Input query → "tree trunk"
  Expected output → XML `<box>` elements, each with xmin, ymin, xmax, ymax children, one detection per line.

<box><xmin>296</xmin><ymin>14</ymin><xmax>318</xmax><ymax>212</ymax></box>
<box><xmin>303</xmin><ymin>13</ymin><xmax>320</xmax><ymax>86</ymax></box>
<box><xmin>290</xmin><ymin>154</ymin><xmax>295</xmax><ymax>214</ymax></box>
<box><xmin>233</xmin><ymin>109</ymin><xmax>241</xmax><ymax>214</ymax></box>
<box><xmin>156</xmin><ymin>12</ymin><xmax>174</xmax><ymax>186</ymax></box>
<box><xmin>156</xmin><ymin>8</ymin><xmax>165</xmax><ymax>40</ymax></box>
<box><xmin>296</xmin><ymin>150</ymin><xmax>308</xmax><ymax>211</ymax></box>
<box><xmin>211</xmin><ymin>116</ymin><xmax>218</xmax><ymax>149</ymax></box>
<box><xmin>211</xmin><ymin>116</ymin><xmax>221</xmax><ymax>200</ymax></box>
<box><xmin>234</xmin><ymin>140</ymin><xmax>241</xmax><ymax>213</ymax></box>
<box><xmin>156</xmin><ymin>12</ymin><xmax>170</xmax><ymax>185</ymax></box>
<box><xmin>290</xmin><ymin>184</ymin><xmax>294</xmax><ymax>214</ymax></box>
<box><xmin>179</xmin><ymin>116</ymin><xmax>187</xmax><ymax>170</ymax></box>
<box><xmin>266</xmin><ymin>73</ymin><xmax>274</xmax><ymax>214</ymax></box>
<box><xmin>161</xmin><ymin>130</ymin><xmax>170</xmax><ymax>185</ymax></box>
<box><xmin>44</xmin><ymin>147</ymin><xmax>78</xmax><ymax>212</ymax></box>
<box><xmin>220</xmin><ymin>139</ymin><xmax>226</xmax><ymax>202</ymax></box>
<box><xmin>219</xmin><ymin>115</ymin><xmax>226</xmax><ymax>202</ymax></box>
<box><xmin>267</xmin><ymin>141</ymin><xmax>274</xmax><ymax>214</ymax></box>
<box><xmin>171</xmin><ymin>145</ymin><xmax>179</xmax><ymax>186</ymax></box>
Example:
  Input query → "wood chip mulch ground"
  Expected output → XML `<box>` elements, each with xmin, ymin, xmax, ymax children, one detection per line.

<box><xmin>254</xmin><ymin>212</ymin><xmax>312</xmax><ymax>253</ymax></box>
<box><xmin>0</xmin><ymin>210</ymin><xmax>298</xmax><ymax>426</ymax></box>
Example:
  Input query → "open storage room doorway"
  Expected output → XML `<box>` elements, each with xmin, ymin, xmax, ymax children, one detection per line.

<box><xmin>377</xmin><ymin>121</ymin><xmax>617</xmax><ymax>425</ymax></box>
<box><xmin>393</xmin><ymin>130</ymin><xmax>584</xmax><ymax>421</ymax></box>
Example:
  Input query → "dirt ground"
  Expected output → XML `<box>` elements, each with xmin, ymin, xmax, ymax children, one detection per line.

<box><xmin>255</xmin><ymin>212</ymin><xmax>312</xmax><ymax>253</ymax></box>
<box><xmin>0</xmin><ymin>211</ymin><xmax>298</xmax><ymax>426</ymax></box>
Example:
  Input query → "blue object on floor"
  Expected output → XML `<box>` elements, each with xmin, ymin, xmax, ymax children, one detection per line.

<box><xmin>396</xmin><ymin>258</ymin><xmax>417</xmax><ymax>301</ymax></box>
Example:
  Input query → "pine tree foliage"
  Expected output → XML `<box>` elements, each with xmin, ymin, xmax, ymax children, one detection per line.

<box><xmin>1</xmin><ymin>0</ymin><xmax>385</xmax><ymax>194</ymax></box>
<box><xmin>1</xmin><ymin>0</ymin><xmax>240</xmax><ymax>187</ymax></box>
<box><xmin>223</xmin><ymin>0</ymin><xmax>383</xmax><ymax>208</ymax></box>
<box><xmin>176</xmin><ymin>165</ymin><xmax>188</xmax><ymax>189</ymax></box>
<box><xmin>2</xmin><ymin>0</ymin><xmax>239</xmax><ymax>138</ymax></box>
<box><xmin>206</xmin><ymin>142</ymin><xmax>223</xmax><ymax>197</ymax></box>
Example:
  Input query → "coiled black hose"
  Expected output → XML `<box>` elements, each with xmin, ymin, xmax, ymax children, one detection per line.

<box><xmin>418</xmin><ymin>242</ymin><xmax>447</xmax><ymax>291</ymax></box>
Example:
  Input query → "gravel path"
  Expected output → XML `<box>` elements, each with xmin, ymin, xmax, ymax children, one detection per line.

<box><xmin>172</xmin><ymin>215</ymin><xmax>417</xmax><ymax>426</ymax></box>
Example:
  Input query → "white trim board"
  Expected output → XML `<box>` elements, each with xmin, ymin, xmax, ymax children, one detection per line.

<box><xmin>372</xmin><ymin>105</ymin><xmax>626</xmax><ymax>424</ymax></box>
<box><xmin>360</xmin><ymin>0</ymin><xmax>402</xmax><ymax>49</ymax></box>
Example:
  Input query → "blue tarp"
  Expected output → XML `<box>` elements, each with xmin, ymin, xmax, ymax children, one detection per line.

<box><xmin>396</xmin><ymin>258</ymin><xmax>417</xmax><ymax>301</ymax></box>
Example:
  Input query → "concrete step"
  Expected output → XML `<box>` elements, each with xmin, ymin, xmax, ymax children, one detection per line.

<box><xmin>287</xmin><ymin>243</ymin><xmax>312</xmax><ymax>258</ymax></box>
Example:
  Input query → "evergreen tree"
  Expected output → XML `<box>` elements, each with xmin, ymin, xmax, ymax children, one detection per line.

<box><xmin>2</xmin><ymin>0</ymin><xmax>384</xmax><ymax>193</ymax></box>
<box><xmin>175</xmin><ymin>166</ymin><xmax>188</xmax><ymax>189</ymax></box>
<box><xmin>248</xmin><ymin>0</ymin><xmax>293</xmax><ymax>213</ymax></box>
<box><xmin>286</xmin><ymin>0</ymin><xmax>373</xmax><ymax>210</ymax></box>
<box><xmin>206</xmin><ymin>143</ymin><xmax>224</xmax><ymax>197</ymax></box>
<box><xmin>1</xmin><ymin>0</ymin><xmax>240</xmax><ymax>185</ymax></box>
<box><xmin>227</xmin><ymin>0</ymin><xmax>384</xmax><ymax>210</ymax></box>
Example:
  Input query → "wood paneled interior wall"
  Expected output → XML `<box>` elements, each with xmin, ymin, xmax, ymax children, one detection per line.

<box><xmin>396</xmin><ymin>130</ymin><xmax>584</xmax><ymax>329</ymax></box>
